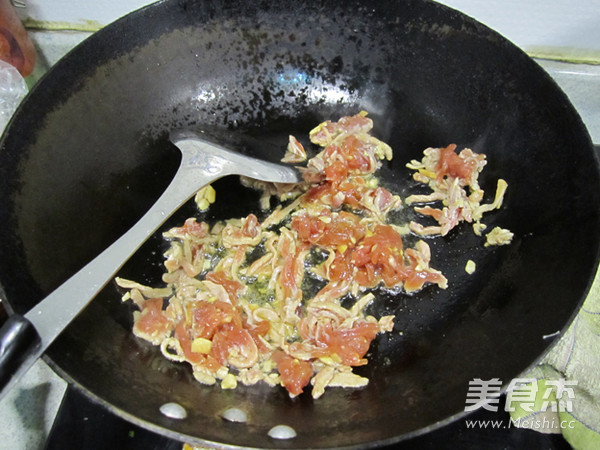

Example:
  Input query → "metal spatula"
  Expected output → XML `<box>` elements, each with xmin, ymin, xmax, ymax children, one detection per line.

<box><xmin>0</xmin><ymin>132</ymin><xmax>300</xmax><ymax>400</ymax></box>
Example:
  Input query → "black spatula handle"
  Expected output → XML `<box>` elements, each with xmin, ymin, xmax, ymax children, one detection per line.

<box><xmin>0</xmin><ymin>315</ymin><xmax>42</xmax><ymax>400</ymax></box>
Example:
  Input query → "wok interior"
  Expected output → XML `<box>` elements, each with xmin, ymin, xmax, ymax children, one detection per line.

<box><xmin>0</xmin><ymin>0</ymin><xmax>599</xmax><ymax>448</ymax></box>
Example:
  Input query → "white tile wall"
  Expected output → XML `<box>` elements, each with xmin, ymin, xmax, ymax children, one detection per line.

<box><xmin>21</xmin><ymin>0</ymin><xmax>600</xmax><ymax>62</ymax></box>
<box><xmin>439</xmin><ymin>0</ymin><xmax>600</xmax><ymax>62</ymax></box>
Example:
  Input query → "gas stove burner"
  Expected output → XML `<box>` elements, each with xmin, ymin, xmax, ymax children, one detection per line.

<box><xmin>45</xmin><ymin>385</ymin><xmax>571</xmax><ymax>450</ymax></box>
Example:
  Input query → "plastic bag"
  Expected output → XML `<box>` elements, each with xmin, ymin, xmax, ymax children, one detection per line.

<box><xmin>0</xmin><ymin>59</ymin><xmax>28</xmax><ymax>132</ymax></box>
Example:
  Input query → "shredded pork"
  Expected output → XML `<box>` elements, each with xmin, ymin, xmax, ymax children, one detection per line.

<box><xmin>117</xmin><ymin>113</ymin><xmax>511</xmax><ymax>399</ymax></box>
<box><xmin>406</xmin><ymin>144</ymin><xmax>511</xmax><ymax>242</ymax></box>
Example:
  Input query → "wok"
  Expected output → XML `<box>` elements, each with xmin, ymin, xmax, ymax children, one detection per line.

<box><xmin>1</xmin><ymin>0</ymin><xmax>599</xmax><ymax>447</ymax></box>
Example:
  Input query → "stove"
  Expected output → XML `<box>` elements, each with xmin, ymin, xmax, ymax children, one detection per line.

<box><xmin>45</xmin><ymin>385</ymin><xmax>570</xmax><ymax>450</ymax></box>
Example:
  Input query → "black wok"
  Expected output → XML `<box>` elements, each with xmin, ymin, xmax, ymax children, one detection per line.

<box><xmin>1</xmin><ymin>0</ymin><xmax>599</xmax><ymax>448</ymax></box>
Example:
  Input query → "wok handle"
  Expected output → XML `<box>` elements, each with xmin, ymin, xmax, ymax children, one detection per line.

<box><xmin>0</xmin><ymin>315</ymin><xmax>42</xmax><ymax>400</ymax></box>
